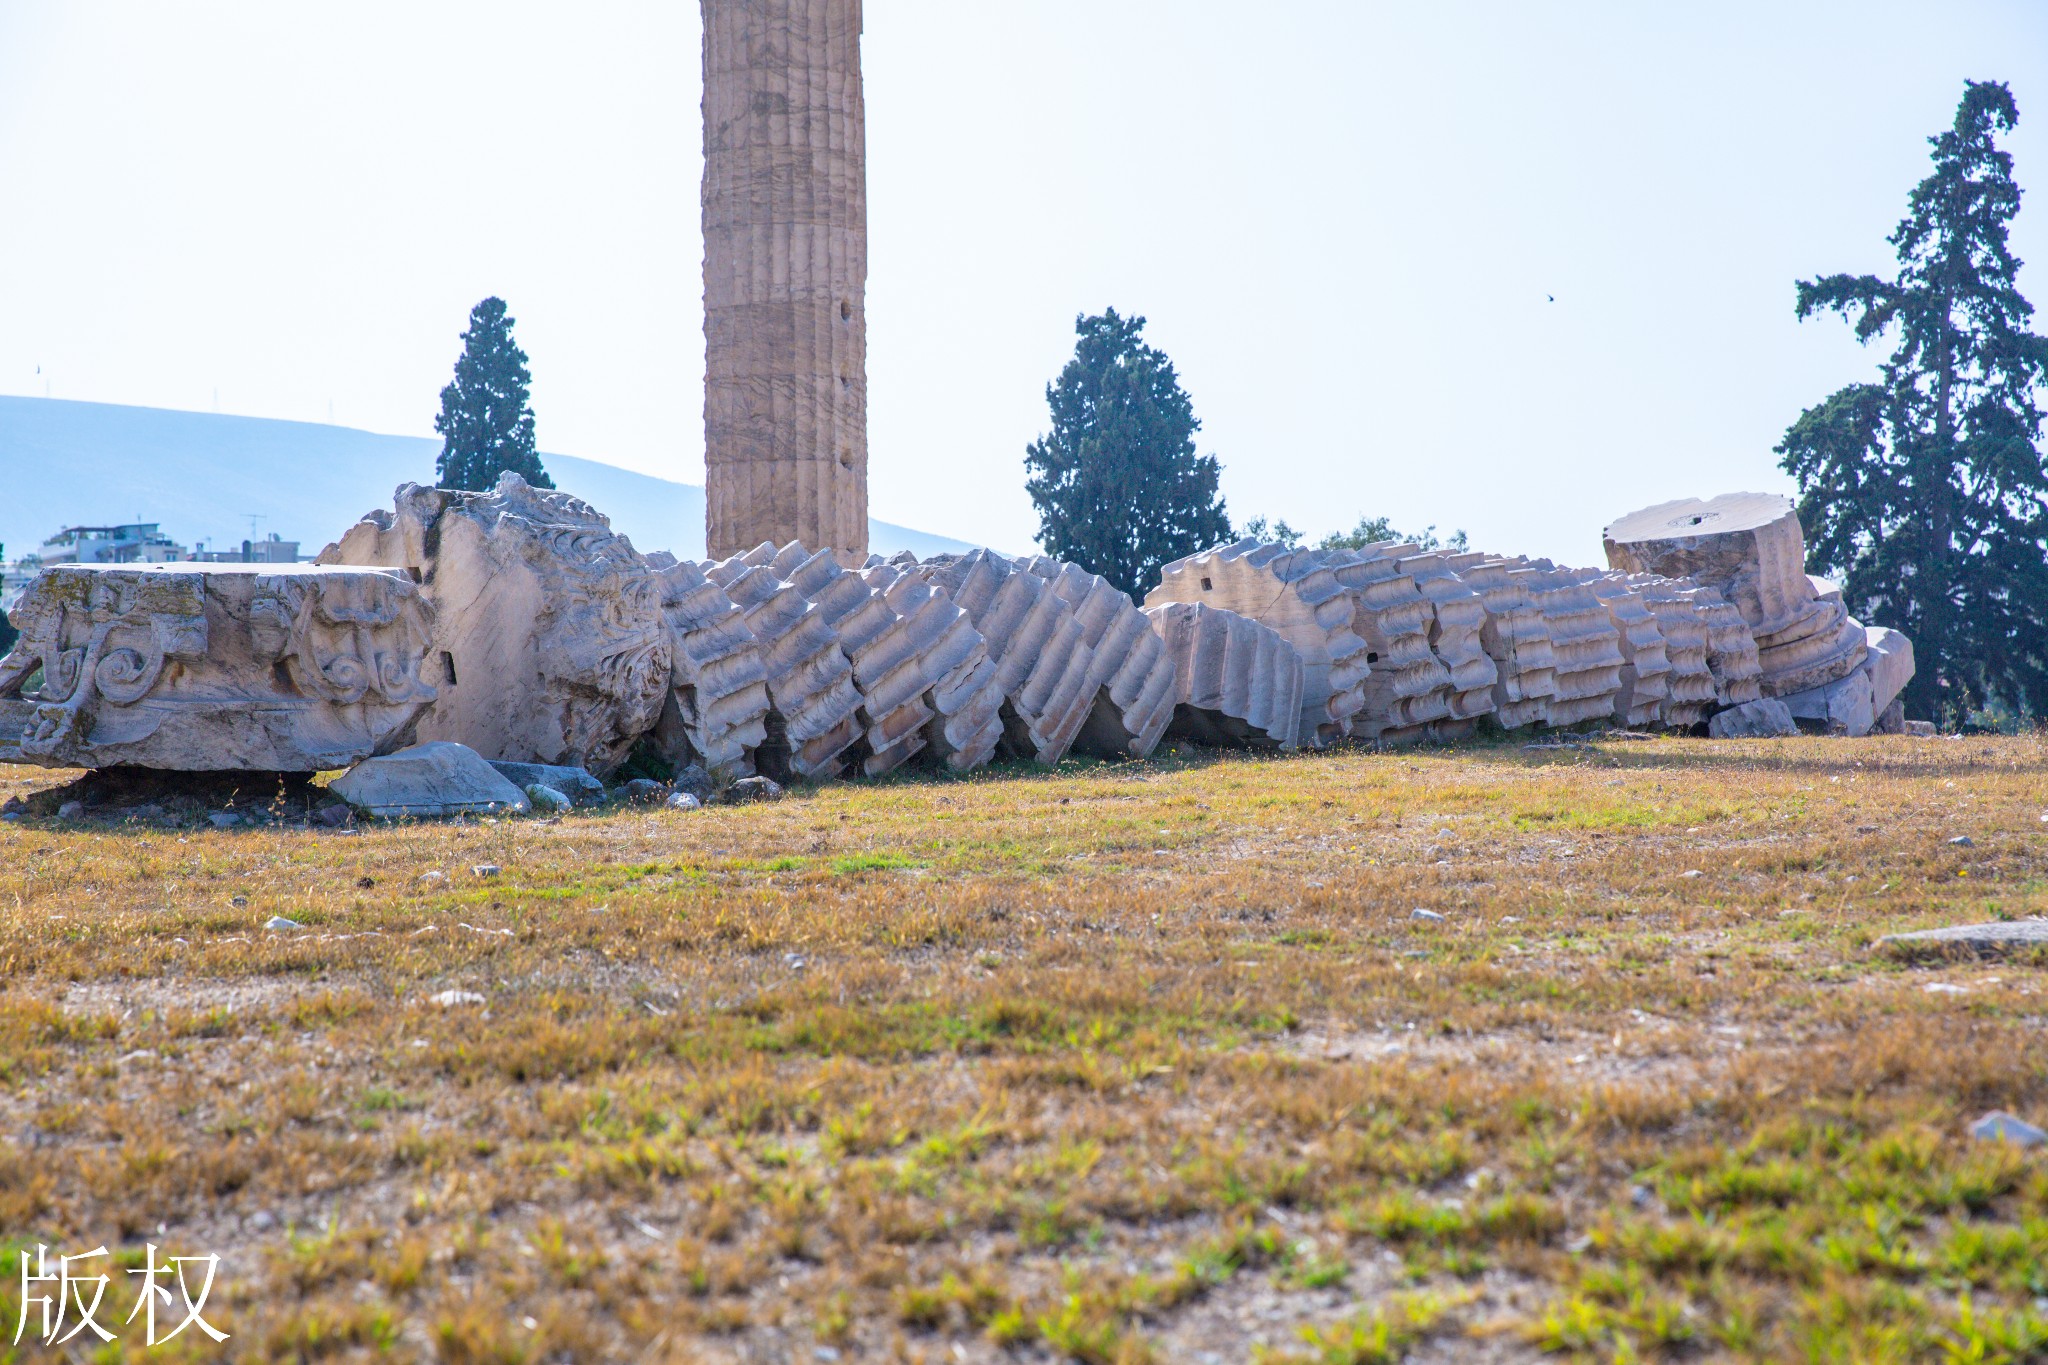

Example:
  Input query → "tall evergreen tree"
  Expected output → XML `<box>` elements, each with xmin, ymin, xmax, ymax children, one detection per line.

<box><xmin>1779</xmin><ymin>81</ymin><xmax>2048</xmax><ymax>723</ymax></box>
<box><xmin>0</xmin><ymin>606</ymin><xmax>16</xmax><ymax>657</ymax></box>
<box><xmin>434</xmin><ymin>297</ymin><xmax>553</xmax><ymax>492</ymax></box>
<box><xmin>1024</xmin><ymin>310</ymin><xmax>1231</xmax><ymax>600</ymax></box>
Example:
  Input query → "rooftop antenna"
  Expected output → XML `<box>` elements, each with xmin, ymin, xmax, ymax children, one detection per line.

<box><xmin>243</xmin><ymin>513</ymin><xmax>266</xmax><ymax>542</ymax></box>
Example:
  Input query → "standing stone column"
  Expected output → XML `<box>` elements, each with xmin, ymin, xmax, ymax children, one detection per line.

<box><xmin>702</xmin><ymin>0</ymin><xmax>870</xmax><ymax>561</ymax></box>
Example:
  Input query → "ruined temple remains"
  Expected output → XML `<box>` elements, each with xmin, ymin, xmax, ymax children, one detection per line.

<box><xmin>702</xmin><ymin>0</ymin><xmax>870</xmax><ymax>561</ymax></box>
<box><xmin>319</xmin><ymin>476</ymin><xmax>670</xmax><ymax>777</ymax></box>
<box><xmin>0</xmin><ymin>564</ymin><xmax>435</xmax><ymax>770</ymax></box>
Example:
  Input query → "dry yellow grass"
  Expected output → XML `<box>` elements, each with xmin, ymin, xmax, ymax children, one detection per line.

<box><xmin>1</xmin><ymin>731</ymin><xmax>2045</xmax><ymax>1363</ymax></box>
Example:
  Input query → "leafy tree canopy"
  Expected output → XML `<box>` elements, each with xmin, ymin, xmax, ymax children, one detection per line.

<box><xmin>0</xmin><ymin>605</ymin><xmax>16</xmax><ymax>657</ymax></box>
<box><xmin>435</xmin><ymin>297</ymin><xmax>553</xmax><ymax>493</ymax></box>
<box><xmin>1025</xmin><ymin>309</ymin><xmax>1231</xmax><ymax>600</ymax></box>
<box><xmin>1240</xmin><ymin>514</ymin><xmax>1468</xmax><ymax>554</ymax></box>
<box><xmin>1779</xmin><ymin>80</ymin><xmax>2048</xmax><ymax>723</ymax></box>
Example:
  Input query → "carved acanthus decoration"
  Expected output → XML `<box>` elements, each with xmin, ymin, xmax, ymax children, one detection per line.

<box><xmin>0</xmin><ymin>565</ymin><xmax>433</xmax><ymax>771</ymax></box>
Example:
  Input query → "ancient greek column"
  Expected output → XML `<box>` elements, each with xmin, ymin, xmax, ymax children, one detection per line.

<box><xmin>702</xmin><ymin>0</ymin><xmax>870</xmax><ymax>561</ymax></box>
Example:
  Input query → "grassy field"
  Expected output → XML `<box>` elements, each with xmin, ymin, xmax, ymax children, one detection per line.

<box><xmin>1</xmin><ymin>732</ymin><xmax>2045</xmax><ymax>1364</ymax></box>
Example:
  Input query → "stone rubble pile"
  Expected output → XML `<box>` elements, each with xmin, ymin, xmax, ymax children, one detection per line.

<box><xmin>0</xmin><ymin>479</ymin><xmax>1925</xmax><ymax>805</ymax></box>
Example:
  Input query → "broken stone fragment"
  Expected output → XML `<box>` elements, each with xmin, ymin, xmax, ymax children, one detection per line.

<box><xmin>1144</xmin><ymin>601</ymin><xmax>1304</xmax><ymax>750</ymax></box>
<box><xmin>644</xmin><ymin>553</ymin><xmax>770</xmax><ymax>784</ymax></box>
<box><xmin>1441</xmin><ymin>554</ymin><xmax>1556</xmax><ymax>730</ymax></box>
<box><xmin>1148</xmin><ymin>540</ymin><xmax>1370</xmax><ymax>748</ymax></box>
<box><xmin>319</xmin><ymin>474</ymin><xmax>669</xmax><ymax>777</ymax></box>
<box><xmin>331</xmin><ymin>742</ymin><xmax>531</xmax><ymax>819</ymax></box>
<box><xmin>1707</xmin><ymin>698</ymin><xmax>1798</xmax><ymax>739</ymax></box>
<box><xmin>703</xmin><ymin>555</ymin><xmax>865</xmax><ymax>781</ymax></box>
<box><xmin>860</xmin><ymin>562</ymin><xmax>1005</xmax><ymax>773</ymax></box>
<box><xmin>760</xmin><ymin>540</ymin><xmax>937</xmax><ymax>775</ymax></box>
<box><xmin>916</xmin><ymin>550</ymin><xmax>1106</xmax><ymax>764</ymax></box>
<box><xmin>1604</xmin><ymin>493</ymin><xmax>1816</xmax><ymax>639</ymax></box>
<box><xmin>722</xmin><ymin>775</ymin><xmax>785</xmax><ymax>804</ymax></box>
<box><xmin>525</xmin><ymin>784</ymin><xmax>573</xmax><ymax>814</ymax></box>
<box><xmin>1968</xmin><ymin>1112</ymin><xmax>2047</xmax><ymax>1148</ymax></box>
<box><xmin>1573</xmin><ymin>573</ymin><xmax>1672</xmax><ymax>729</ymax></box>
<box><xmin>1018</xmin><ymin>556</ymin><xmax>1179</xmax><ymax>759</ymax></box>
<box><xmin>1518</xmin><ymin>561</ymin><xmax>1626</xmax><ymax>729</ymax></box>
<box><xmin>1778</xmin><ymin>668</ymin><xmax>1875</xmax><ymax>737</ymax></box>
<box><xmin>489</xmin><ymin>762</ymin><xmax>606</xmax><ymax>807</ymax></box>
<box><xmin>1858</xmin><ymin>626</ymin><xmax>1916</xmax><ymax>719</ymax></box>
<box><xmin>0</xmin><ymin>563</ymin><xmax>435</xmax><ymax>772</ymax></box>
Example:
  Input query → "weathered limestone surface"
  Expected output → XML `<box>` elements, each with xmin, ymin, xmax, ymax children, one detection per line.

<box><xmin>1708</xmin><ymin>697</ymin><xmax>1798</xmax><ymax>739</ymax></box>
<box><xmin>1019</xmin><ymin>556</ymin><xmax>1178</xmax><ymax>759</ymax></box>
<box><xmin>320</xmin><ymin>476</ymin><xmax>668</xmax><ymax>777</ymax></box>
<box><xmin>332</xmin><ymin>742</ymin><xmax>530</xmax><ymax>818</ymax></box>
<box><xmin>1603</xmin><ymin>493</ymin><xmax>1866</xmax><ymax>697</ymax></box>
<box><xmin>1445</xmin><ymin>555</ymin><xmax>1556</xmax><ymax>730</ymax></box>
<box><xmin>704</xmin><ymin>555</ymin><xmax>865</xmax><ymax>780</ymax></box>
<box><xmin>1752</xmin><ymin>597</ymin><xmax>1869</xmax><ymax>697</ymax></box>
<box><xmin>1578</xmin><ymin>574</ymin><xmax>1671</xmax><ymax>728</ymax></box>
<box><xmin>0</xmin><ymin>564</ymin><xmax>435</xmax><ymax>771</ymax></box>
<box><xmin>1398</xmin><ymin>551</ymin><xmax>1499</xmax><ymax>733</ymax></box>
<box><xmin>1631</xmin><ymin>578</ymin><xmax>1718</xmax><ymax>729</ymax></box>
<box><xmin>488</xmin><ymin>761</ymin><xmax>606</xmax><ymax>807</ymax></box>
<box><xmin>702</xmin><ymin>0</ymin><xmax>869</xmax><ymax>561</ymax></box>
<box><xmin>913</xmin><ymin>551</ymin><xmax>1100</xmax><ymax>765</ymax></box>
<box><xmin>1524</xmin><ymin>562</ymin><xmax>1626</xmax><ymax>728</ymax></box>
<box><xmin>1148</xmin><ymin>542</ymin><xmax>1370</xmax><ymax>748</ymax></box>
<box><xmin>757</xmin><ymin>541</ymin><xmax>933</xmax><ymax>775</ymax></box>
<box><xmin>1145</xmin><ymin>602</ymin><xmax>1304</xmax><ymax>750</ymax></box>
<box><xmin>644</xmin><ymin>554</ymin><xmax>771</xmax><ymax>783</ymax></box>
<box><xmin>1604</xmin><ymin>494</ymin><xmax>1815</xmax><ymax>637</ymax></box>
<box><xmin>1859</xmin><ymin>625</ymin><xmax>1917</xmax><ymax>718</ymax></box>
<box><xmin>1781</xmin><ymin>666</ymin><xmax>1877</xmax><ymax>737</ymax></box>
<box><xmin>1333</xmin><ymin>547</ymin><xmax>1450</xmax><ymax>743</ymax></box>
<box><xmin>1694</xmin><ymin>585</ymin><xmax>1765</xmax><ymax>707</ymax></box>
<box><xmin>860</xmin><ymin>563</ymin><xmax>1005</xmax><ymax>772</ymax></box>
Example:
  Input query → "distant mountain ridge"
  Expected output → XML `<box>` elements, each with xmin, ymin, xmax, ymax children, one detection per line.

<box><xmin>0</xmin><ymin>397</ymin><xmax>980</xmax><ymax>565</ymax></box>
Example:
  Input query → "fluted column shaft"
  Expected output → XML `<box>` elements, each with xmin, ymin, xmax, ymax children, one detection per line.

<box><xmin>702</xmin><ymin>0</ymin><xmax>869</xmax><ymax>560</ymax></box>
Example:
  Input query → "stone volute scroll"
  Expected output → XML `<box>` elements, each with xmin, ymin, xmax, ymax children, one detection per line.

<box><xmin>0</xmin><ymin>564</ymin><xmax>435</xmax><ymax>771</ymax></box>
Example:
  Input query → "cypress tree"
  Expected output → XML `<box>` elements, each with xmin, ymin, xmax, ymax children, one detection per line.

<box><xmin>1779</xmin><ymin>81</ymin><xmax>2048</xmax><ymax>722</ymax></box>
<box><xmin>1024</xmin><ymin>309</ymin><xmax>1231</xmax><ymax>601</ymax></box>
<box><xmin>434</xmin><ymin>297</ymin><xmax>553</xmax><ymax>492</ymax></box>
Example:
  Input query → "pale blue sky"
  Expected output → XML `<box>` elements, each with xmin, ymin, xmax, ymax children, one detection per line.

<box><xmin>2</xmin><ymin>1</ymin><xmax>2044</xmax><ymax>562</ymax></box>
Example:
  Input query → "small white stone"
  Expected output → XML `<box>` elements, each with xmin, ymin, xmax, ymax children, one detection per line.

<box><xmin>1969</xmin><ymin>1111</ymin><xmax>2047</xmax><ymax>1148</ymax></box>
<box><xmin>264</xmin><ymin>916</ymin><xmax>302</xmax><ymax>931</ymax></box>
<box><xmin>1411</xmin><ymin>908</ymin><xmax>1445</xmax><ymax>922</ymax></box>
<box><xmin>430</xmin><ymin>990</ymin><xmax>486</xmax><ymax>1008</ymax></box>
<box><xmin>665</xmin><ymin>791</ymin><xmax>703</xmax><ymax>812</ymax></box>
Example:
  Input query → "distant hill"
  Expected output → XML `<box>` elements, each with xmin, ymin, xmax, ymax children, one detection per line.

<box><xmin>0</xmin><ymin>397</ymin><xmax>981</xmax><ymax>565</ymax></box>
